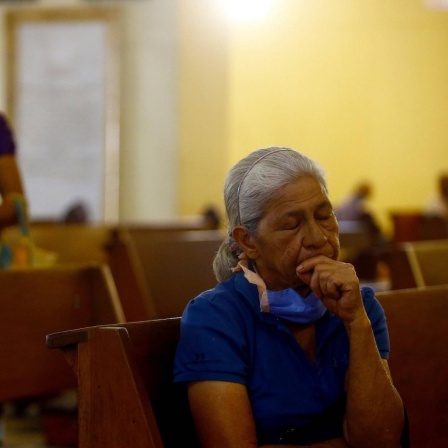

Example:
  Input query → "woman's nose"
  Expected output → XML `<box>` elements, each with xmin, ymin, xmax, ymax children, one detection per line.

<box><xmin>302</xmin><ymin>221</ymin><xmax>328</xmax><ymax>249</ymax></box>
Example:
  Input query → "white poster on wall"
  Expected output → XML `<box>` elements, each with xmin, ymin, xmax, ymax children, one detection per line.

<box><xmin>16</xmin><ymin>21</ymin><xmax>106</xmax><ymax>222</ymax></box>
<box><xmin>7</xmin><ymin>8</ymin><xmax>120</xmax><ymax>223</ymax></box>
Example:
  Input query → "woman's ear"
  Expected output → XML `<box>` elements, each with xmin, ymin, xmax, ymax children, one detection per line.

<box><xmin>232</xmin><ymin>226</ymin><xmax>259</xmax><ymax>259</ymax></box>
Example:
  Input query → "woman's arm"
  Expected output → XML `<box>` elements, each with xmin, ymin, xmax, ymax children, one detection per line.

<box><xmin>188</xmin><ymin>381</ymin><xmax>351</xmax><ymax>448</ymax></box>
<box><xmin>297</xmin><ymin>257</ymin><xmax>404</xmax><ymax>448</ymax></box>
<box><xmin>343</xmin><ymin>321</ymin><xmax>404</xmax><ymax>448</ymax></box>
<box><xmin>188</xmin><ymin>380</ymin><xmax>259</xmax><ymax>448</ymax></box>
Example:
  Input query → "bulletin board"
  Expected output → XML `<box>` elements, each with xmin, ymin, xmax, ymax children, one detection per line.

<box><xmin>5</xmin><ymin>7</ymin><xmax>120</xmax><ymax>222</ymax></box>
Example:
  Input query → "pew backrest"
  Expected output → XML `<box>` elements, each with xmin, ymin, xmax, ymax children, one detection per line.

<box><xmin>389</xmin><ymin>212</ymin><xmax>448</xmax><ymax>243</ymax></box>
<box><xmin>47</xmin><ymin>318</ymin><xmax>198</xmax><ymax>448</ymax></box>
<box><xmin>2</xmin><ymin>223</ymin><xmax>113</xmax><ymax>265</ymax></box>
<box><xmin>0</xmin><ymin>264</ymin><xmax>125</xmax><ymax>402</ymax></box>
<box><xmin>382</xmin><ymin>246</ymin><xmax>417</xmax><ymax>290</ymax></box>
<box><xmin>377</xmin><ymin>285</ymin><xmax>448</xmax><ymax>448</ymax></box>
<box><xmin>401</xmin><ymin>239</ymin><xmax>448</xmax><ymax>287</ymax></box>
<box><xmin>3</xmin><ymin>222</ymin><xmax>222</xmax><ymax>322</ymax></box>
<box><xmin>107</xmin><ymin>228</ymin><xmax>224</xmax><ymax>320</ymax></box>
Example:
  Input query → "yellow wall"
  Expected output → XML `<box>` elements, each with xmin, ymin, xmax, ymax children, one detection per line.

<box><xmin>178</xmin><ymin>1</ymin><xmax>230</xmax><ymax>217</ymax></box>
<box><xmin>179</xmin><ymin>0</ymin><xmax>448</xmax><ymax>235</ymax></box>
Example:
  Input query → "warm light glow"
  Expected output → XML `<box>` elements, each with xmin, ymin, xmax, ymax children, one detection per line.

<box><xmin>424</xmin><ymin>0</ymin><xmax>448</xmax><ymax>9</ymax></box>
<box><xmin>223</xmin><ymin>0</ymin><xmax>273</xmax><ymax>21</ymax></box>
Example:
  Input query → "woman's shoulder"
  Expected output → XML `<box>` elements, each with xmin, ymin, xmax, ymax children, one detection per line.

<box><xmin>181</xmin><ymin>273</ymin><xmax>258</xmax><ymax>323</ymax></box>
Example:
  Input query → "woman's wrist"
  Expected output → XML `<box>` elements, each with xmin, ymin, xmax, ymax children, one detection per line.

<box><xmin>343</xmin><ymin>313</ymin><xmax>371</xmax><ymax>336</ymax></box>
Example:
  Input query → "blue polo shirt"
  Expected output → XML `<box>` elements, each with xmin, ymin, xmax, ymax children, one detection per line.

<box><xmin>174</xmin><ymin>271</ymin><xmax>389</xmax><ymax>445</ymax></box>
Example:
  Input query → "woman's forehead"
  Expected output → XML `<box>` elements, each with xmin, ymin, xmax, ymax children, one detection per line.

<box><xmin>266</xmin><ymin>177</ymin><xmax>330</xmax><ymax>211</ymax></box>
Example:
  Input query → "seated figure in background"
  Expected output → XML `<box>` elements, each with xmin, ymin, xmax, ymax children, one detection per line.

<box><xmin>62</xmin><ymin>201</ymin><xmax>90</xmax><ymax>223</ymax></box>
<box><xmin>335</xmin><ymin>181</ymin><xmax>387</xmax><ymax>280</ymax></box>
<box><xmin>201</xmin><ymin>204</ymin><xmax>221</xmax><ymax>230</ymax></box>
<box><xmin>336</xmin><ymin>181</ymin><xmax>382</xmax><ymax>240</ymax></box>
<box><xmin>0</xmin><ymin>113</ymin><xmax>29</xmax><ymax>268</ymax></box>
<box><xmin>0</xmin><ymin>113</ymin><xmax>26</xmax><ymax>234</ymax></box>
<box><xmin>424</xmin><ymin>173</ymin><xmax>448</xmax><ymax>220</ymax></box>
<box><xmin>420</xmin><ymin>173</ymin><xmax>448</xmax><ymax>240</ymax></box>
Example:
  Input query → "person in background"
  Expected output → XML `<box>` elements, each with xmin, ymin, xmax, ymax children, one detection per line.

<box><xmin>62</xmin><ymin>201</ymin><xmax>90</xmax><ymax>223</ymax></box>
<box><xmin>335</xmin><ymin>181</ymin><xmax>382</xmax><ymax>238</ymax></box>
<box><xmin>335</xmin><ymin>181</ymin><xmax>387</xmax><ymax>281</ymax></box>
<box><xmin>0</xmin><ymin>113</ymin><xmax>26</xmax><ymax>234</ymax></box>
<box><xmin>201</xmin><ymin>204</ymin><xmax>221</xmax><ymax>230</ymax></box>
<box><xmin>0</xmin><ymin>112</ymin><xmax>27</xmax><ymax>436</ymax></box>
<box><xmin>424</xmin><ymin>172</ymin><xmax>448</xmax><ymax>220</ymax></box>
<box><xmin>174</xmin><ymin>147</ymin><xmax>406</xmax><ymax>447</ymax></box>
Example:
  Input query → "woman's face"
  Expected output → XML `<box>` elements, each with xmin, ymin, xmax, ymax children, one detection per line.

<box><xmin>250</xmin><ymin>176</ymin><xmax>340</xmax><ymax>294</ymax></box>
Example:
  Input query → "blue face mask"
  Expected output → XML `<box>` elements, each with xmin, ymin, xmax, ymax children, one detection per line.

<box><xmin>232</xmin><ymin>259</ymin><xmax>327</xmax><ymax>325</ymax></box>
<box><xmin>265</xmin><ymin>288</ymin><xmax>327</xmax><ymax>325</ymax></box>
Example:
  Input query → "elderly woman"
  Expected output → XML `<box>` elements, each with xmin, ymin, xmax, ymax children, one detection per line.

<box><xmin>174</xmin><ymin>147</ymin><xmax>406</xmax><ymax>447</ymax></box>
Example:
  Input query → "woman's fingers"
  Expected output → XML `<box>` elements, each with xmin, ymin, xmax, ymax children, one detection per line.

<box><xmin>297</xmin><ymin>256</ymin><xmax>357</xmax><ymax>300</ymax></box>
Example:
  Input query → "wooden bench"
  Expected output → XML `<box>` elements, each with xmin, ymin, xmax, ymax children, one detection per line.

<box><xmin>384</xmin><ymin>239</ymin><xmax>448</xmax><ymax>289</ymax></box>
<box><xmin>0</xmin><ymin>264</ymin><xmax>125</xmax><ymax>403</ymax></box>
<box><xmin>3</xmin><ymin>222</ymin><xmax>223</xmax><ymax>321</ymax></box>
<box><xmin>381</xmin><ymin>246</ymin><xmax>417</xmax><ymax>290</ymax></box>
<box><xmin>48</xmin><ymin>285</ymin><xmax>448</xmax><ymax>448</ymax></box>
<box><xmin>401</xmin><ymin>239</ymin><xmax>448</xmax><ymax>287</ymax></box>
<box><xmin>390</xmin><ymin>211</ymin><xmax>448</xmax><ymax>243</ymax></box>
<box><xmin>338</xmin><ymin>220</ymin><xmax>376</xmax><ymax>256</ymax></box>
<box><xmin>106</xmin><ymin>228</ymin><xmax>224</xmax><ymax>320</ymax></box>
<box><xmin>2</xmin><ymin>223</ymin><xmax>115</xmax><ymax>266</ymax></box>
<box><xmin>47</xmin><ymin>317</ymin><xmax>198</xmax><ymax>448</ymax></box>
<box><xmin>377</xmin><ymin>285</ymin><xmax>448</xmax><ymax>448</ymax></box>
<box><xmin>3</xmin><ymin>220</ymin><xmax>216</xmax><ymax>267</ymax></box>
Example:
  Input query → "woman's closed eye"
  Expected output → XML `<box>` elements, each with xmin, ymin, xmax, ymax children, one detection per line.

<box><xmin>280</xmin><ymin>218</ymin><xmax>301</xmax><ymax>230</ymax></box>
<box><xmin>316</xmin><ymin>213</ymin><xmax>334</xmax><ymax>221</ymax></box>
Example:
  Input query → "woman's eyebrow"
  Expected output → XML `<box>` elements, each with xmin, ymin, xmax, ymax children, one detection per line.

<box><xmin>282</xmin><ymin>200</ymin><xmax>332</xmax><ymax>216</ymax></box>
<box><xmin>314</xmin><ymin>198</ymin><xmax>333</xmax><ymax>210</ymax></box>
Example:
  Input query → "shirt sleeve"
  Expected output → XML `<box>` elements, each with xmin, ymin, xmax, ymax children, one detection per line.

<box><xmin>361</xmin><ymin>286</ymin><xmax>390</xmax><ymax>359</ymax></box>
<box><xmin>174</xmin><ymin>289</ymin><xmax>250</xmax><ymax>385</ymax></box>
<box><xmin>0</xmin><ymin>114</ymin><xmax>16</xmax><ymax>156</ymax></box>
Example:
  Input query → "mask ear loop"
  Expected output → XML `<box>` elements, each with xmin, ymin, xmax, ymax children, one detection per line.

<box><xmin>236</xmin><ymin>148</ymin><xmax>290</xmax><ymax>226</ymax></box>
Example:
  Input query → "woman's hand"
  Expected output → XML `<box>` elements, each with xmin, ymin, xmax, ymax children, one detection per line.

<box><xmin>296</xmin><ymin>256</ymin><xmax>367</xmax><ymax>325</ymax></box>
<box><xmin>297</xmin><ymin>256</ymin><xmax>404</xmax><ymax>448</ymax></box>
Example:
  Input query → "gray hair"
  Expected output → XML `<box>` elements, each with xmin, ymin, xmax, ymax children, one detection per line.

<box><xmin>213</xmin><ymin>147</ymin><xmax>327</xmax><ymax>282</ymax></box>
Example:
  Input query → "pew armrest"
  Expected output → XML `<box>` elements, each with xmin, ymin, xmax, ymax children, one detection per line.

<box><xmin>46</xmin><ymin>318</ymin><xmax>197</xmax><ymax>448</ymax></box>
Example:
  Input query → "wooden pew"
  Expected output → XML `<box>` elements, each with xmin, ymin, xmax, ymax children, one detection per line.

<box><xmin>401</xmin><ymin>239</ymin><xmax>448</xmax><ymax>287</ymax></box>
<box><xmin>3</xmin><ymin>221</ymin><xmax>222</xmax><ymax>321</ymax></box>
<box><xmin>2</xmin><ymin>223</ymin><xmax>114</xmax><ymax>266</ymax></box>
<box><xmin>377</xmin><ymin>285</ymin><xmax>448</xmax><ymax>448</ymax></box>
<box><xmin>381</xmin><ymin>246</ymin><xmax>417</xmax><ymax>290</ymax></box>
<box><xmin>419</xmin><ymin>216</ymin><xmax>448</xmax><ymax>240</ymax></box>
<box><xmin>48</xmin><ymin>285</ymin><xmax>448</xmax><ymax>448</ymax></box>
<box><xmin>390</xmin><ymin>211</ymin><xmax>425</xmax><ymax>244</ymax></box>
<box><xmin>390</xmin><ymin>211</ymin><xmax>448</xmax><ymax>243</ymax></box>
<box><xmin>47</xmin><ymin>318</ymin><xmax>198</xmax><ymax>448</ymax></box>
<box><xmin>0</xmin><ymin>264</ymin><xmax>125</xmax><ymax>403</ymax></box>
<box><xmin>338</xmin><ymin>220</ymin><xmax>376</xmax><ymax>256</ymax></box>
<box><xmin>3</xmin><ymin>219</ymin><xmax>215</xmax><ymax>268</ymax></box>
<box><xmin>382</xmin><ymin>238</ymin><xmax>448</xmax><ymax>290</ymax></box>
<box><xmin>106</xmin><ymin>228</ymin><xmax>224</xmax><ymax>320</ymax></box>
